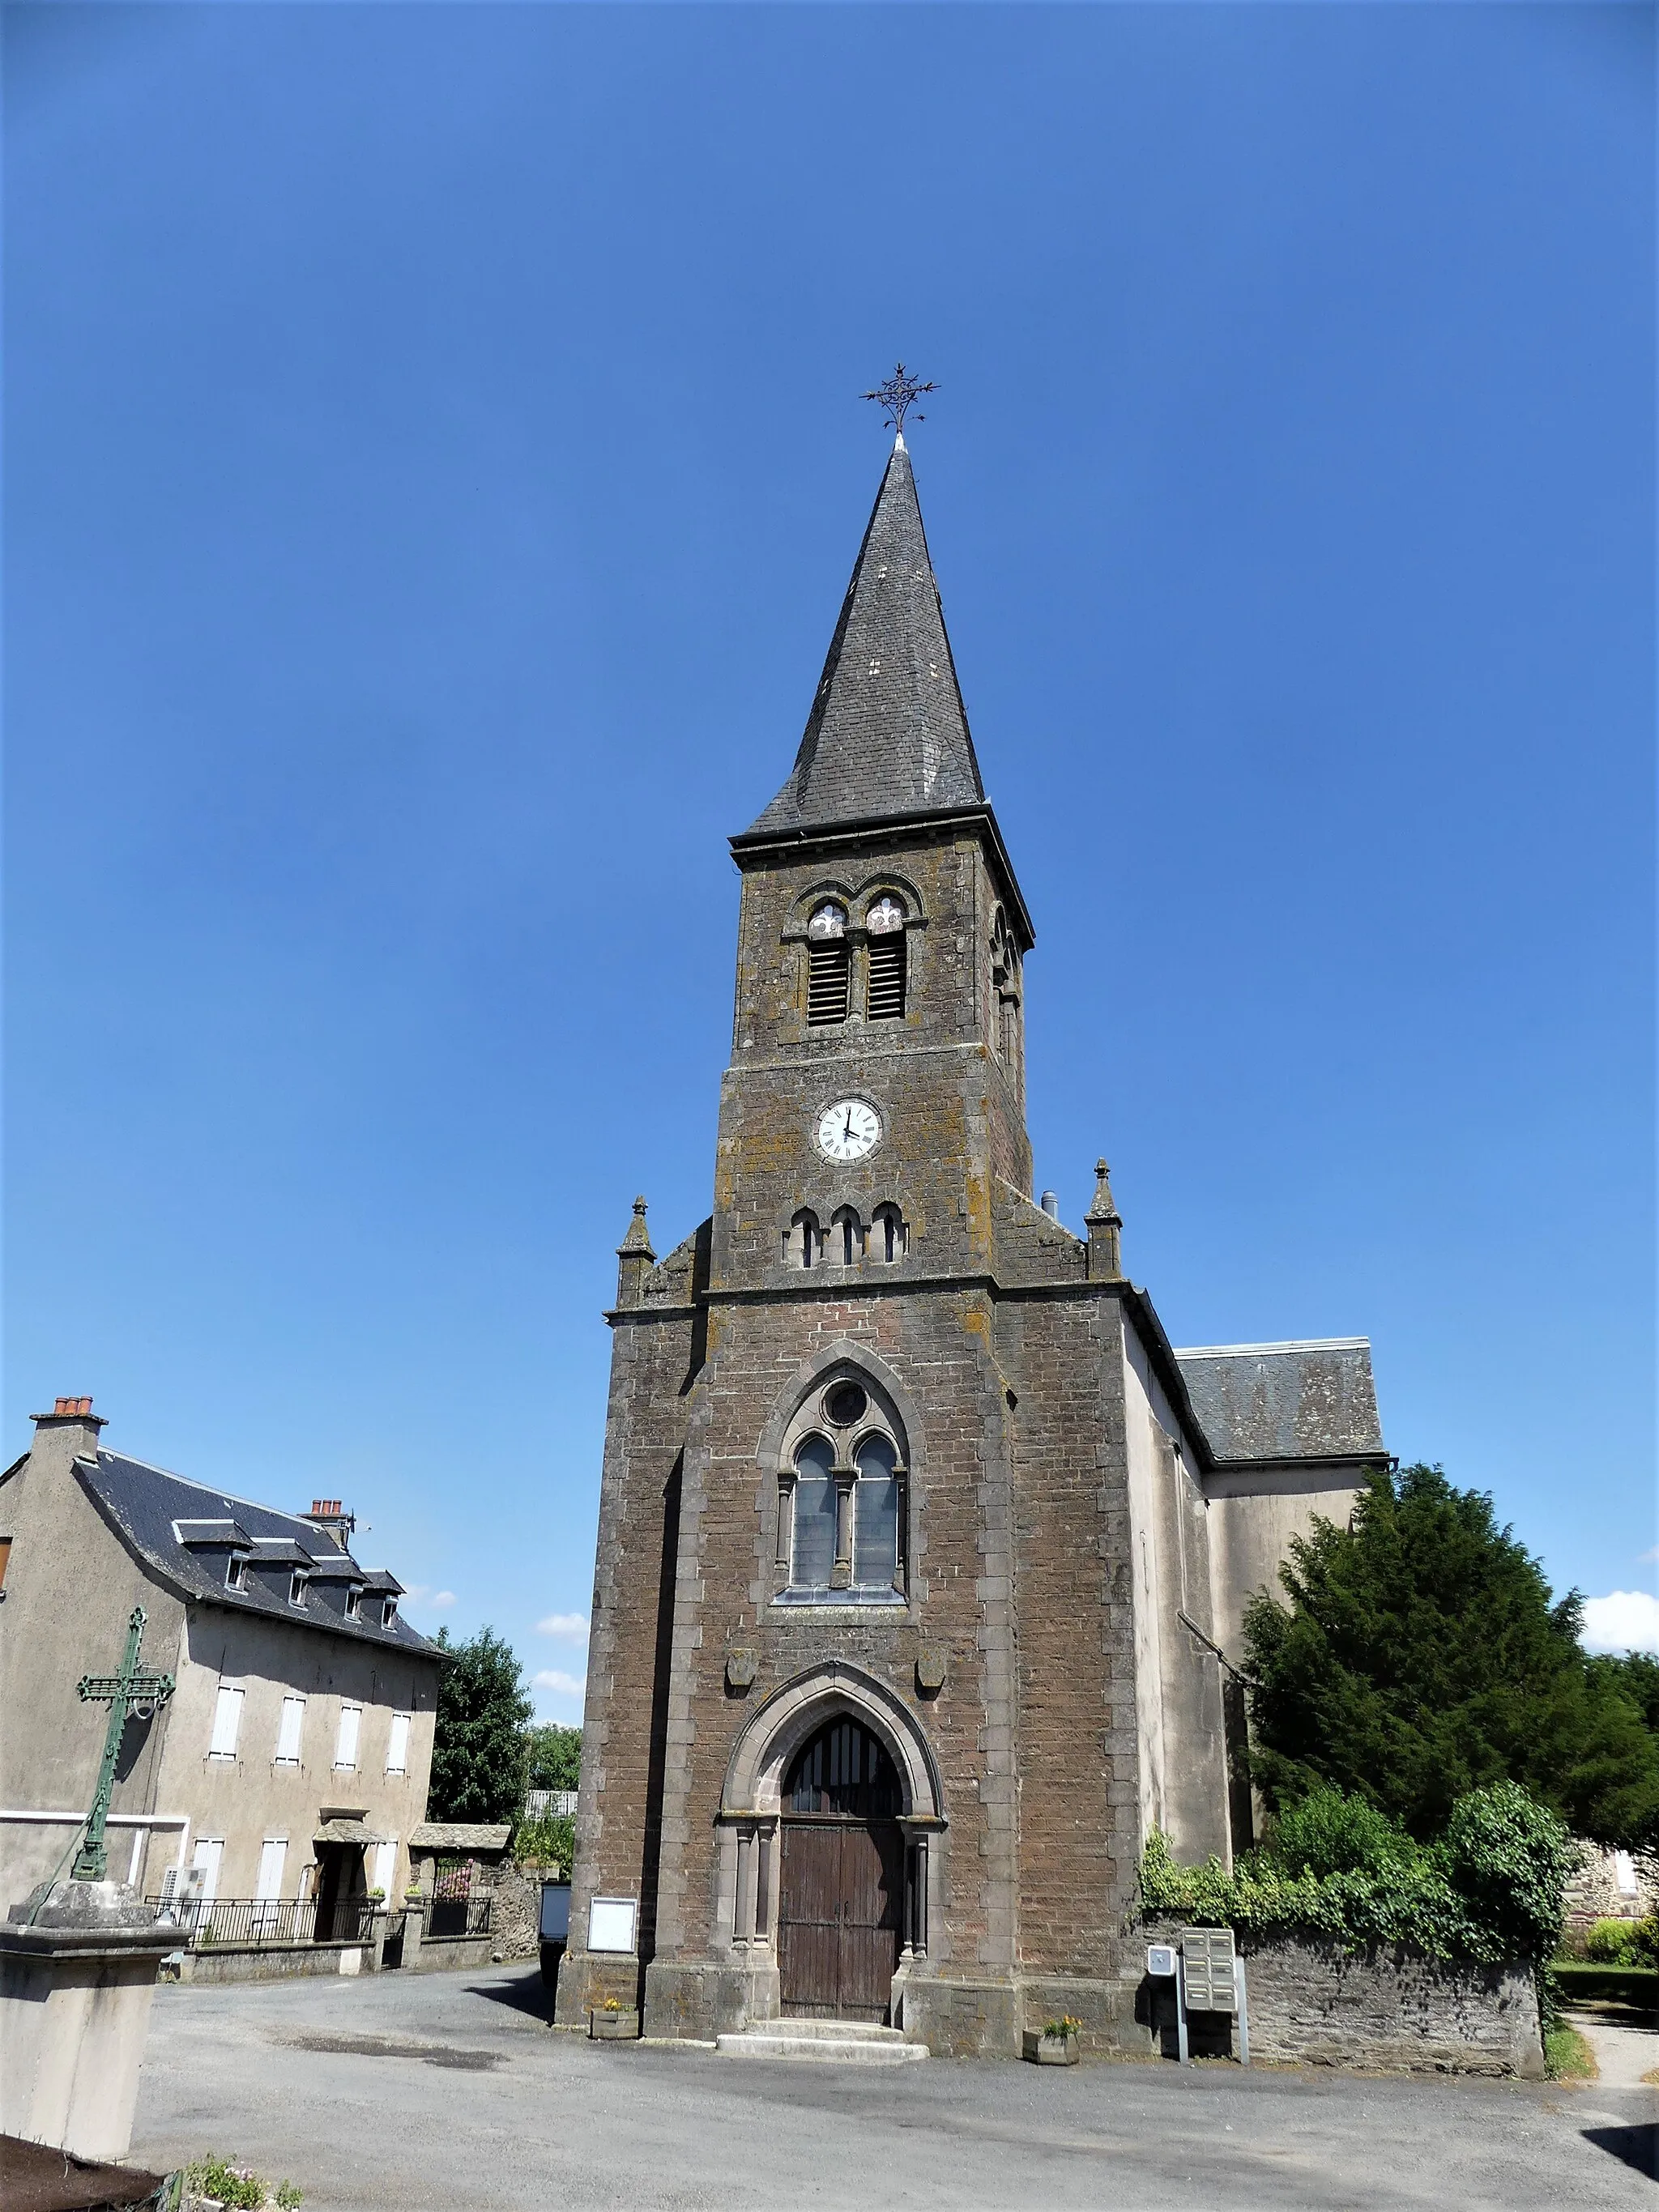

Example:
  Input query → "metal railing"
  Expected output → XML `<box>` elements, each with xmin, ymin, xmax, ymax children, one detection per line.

<box><xmin>421</xmin><ymin>1892</ymin><xmax>493</xmax><ymax>1940</ymax></box>
<box><xmin>147</xmin><ymin>1894</ymin><xmax>382</xmax><ymax>1950</ymax></box>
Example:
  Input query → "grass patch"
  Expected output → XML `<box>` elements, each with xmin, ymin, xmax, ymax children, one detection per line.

<box><xmin>1544</xmin><ymin>2022</ymin><xmax>1597</xmax><ymax>2082</ymax></box>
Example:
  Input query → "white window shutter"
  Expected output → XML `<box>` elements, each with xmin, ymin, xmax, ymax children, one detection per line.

<box><xmin>386</xmin><ymin>1712</ymin><xmax>411</xmax><ymax>1775</ymax></box>
<box><xmin>256</xmin><ymin>1837</ymin><xmax>287</xmax><ymax>1900</ymax></box>
<box><xmin>209</xmin><ymin>1685</ymin><xmax>244</xmax><ymax>1759</ymax></box>
<box><xmin>275</xmin><ymin>1695</ymin><xmax>305</xmax><ymax>1765</ymax></box>
<box><xmin>334</xmin><ymin>1703</ymin><xmax>361</xmax><ymax>1771</ymax></box>
<box><xmin>190</xmin><ymin>1837</ymin><xmax>223</xmax><ymax>1901</ymax></box>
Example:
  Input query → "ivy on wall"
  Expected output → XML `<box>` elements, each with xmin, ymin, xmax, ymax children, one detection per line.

<box><xmin>1139</xmin><ymin>1781</ymin><xmax>1578</xmax><ymax>1967</ymax></box>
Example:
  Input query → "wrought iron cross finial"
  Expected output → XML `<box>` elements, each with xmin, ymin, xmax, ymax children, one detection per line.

<box><xmin>863</xmin><ymin>362</ymin><xmax>938</xmax><ymax>439</ymax></box>
<box><xmin>71</xmin><ymin>1605</ymin><xmax>176</xmax><ymax>1882</ymax></box>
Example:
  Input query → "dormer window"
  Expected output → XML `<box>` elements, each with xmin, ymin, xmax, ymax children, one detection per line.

<box><xmin>381</xmin><ymin>1595</ymin><xmax>398</xmax><ymax>1629</ymax></box>
<box><xmin>226</xmin><ymin>1554</ymin><xmax>249</xmax><ymax>1592</ymax></box>
<box><xmin>806</xmin><ymin>903</ymin><xmax>850</xmax><ymax>1025</ymax></box>
<box><xmin>288</xmin><ymin>1569</ymin><xmax>309</xmax><ymax>1608</ymax></box>
<box><xmin>345</xmin><ymin>1584</ymin><xmax>363</xmax><ymax>1621</ymax></box>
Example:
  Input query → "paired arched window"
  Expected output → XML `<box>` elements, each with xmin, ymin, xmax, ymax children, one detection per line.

<box><xmin>774</xmin><ymin>1375</ymin><xmax>907</xmax><ymax>1602</ymax></box>
<box><xmin>801</xmin><ymin>893</ymin><xmax>909</xmax><ymax>1026</ymax></box>
<box><xmin>989</xmin><ymin>906</ymin><xmax>1021</xmax><ymax>1067</ymax></box>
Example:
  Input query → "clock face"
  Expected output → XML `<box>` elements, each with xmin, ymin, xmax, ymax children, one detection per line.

<box><xmin>817</xmin><ymin>1098</ymin><xmax>882</xmax><ymax>1163</ymax></box>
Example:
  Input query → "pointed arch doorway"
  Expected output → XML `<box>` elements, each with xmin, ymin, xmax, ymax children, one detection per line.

<box><xmin>778</xmin><ymin>1715</ymin><xmax>906</xmax><ymax>2022</ymax></box>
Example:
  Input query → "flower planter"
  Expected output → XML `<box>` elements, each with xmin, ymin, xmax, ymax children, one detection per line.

<box><xmin>590</xmin><ymin>2005</ymin><xmax>641</xmax><ymax>2041</ymax></box>
<box><xmin>1022</xmin><ymin>2029</ymin><xmax>1080</xmax><ymax>2066</ymax></box>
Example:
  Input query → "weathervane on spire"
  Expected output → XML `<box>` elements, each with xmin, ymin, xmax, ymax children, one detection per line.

<box><xmin>863</xmin><ymin>362</ymin><xmax>937</xmax><ymax>439</ymax></box>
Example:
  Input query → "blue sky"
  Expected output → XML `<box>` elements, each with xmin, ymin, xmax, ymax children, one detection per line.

<box><xmin>6</xmin><ymin>4</ymin><xmax>1653</xmax><ymax>1713</ymax></box>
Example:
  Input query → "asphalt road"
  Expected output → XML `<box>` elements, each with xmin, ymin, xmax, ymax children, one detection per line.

<box><xmin>131</xmin><ymin>1965</ymin><xmax>1656</xmax><ymax>2210</ymax></box>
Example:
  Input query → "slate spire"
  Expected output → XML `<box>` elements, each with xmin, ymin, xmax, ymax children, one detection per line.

<box><xmin>745</xmin><ymin>437</ymin><xmax>986</xmax><ymax>835</ymax></box>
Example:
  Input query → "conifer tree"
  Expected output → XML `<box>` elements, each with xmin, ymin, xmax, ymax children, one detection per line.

<box><xmin>1244</xmin><ymin>1464</ymin><xmax>1659</xmax><ymax>1846</ymax></box>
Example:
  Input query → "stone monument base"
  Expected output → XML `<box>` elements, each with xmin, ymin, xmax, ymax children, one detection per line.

<box><xmin>0</xmin><ymin>1879</ymin><xmax>181</xmax><ymax>2163</ymax></box>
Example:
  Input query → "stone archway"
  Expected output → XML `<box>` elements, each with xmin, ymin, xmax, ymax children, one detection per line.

<box><xmin>719</xmin><ymin>1663</ymin><xmax>944</xmax><ymax>2023</ymax></box>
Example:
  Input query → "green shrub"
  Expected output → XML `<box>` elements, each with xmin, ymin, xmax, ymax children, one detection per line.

<box><xmin>1140</xmin><ymin>1781</ymin><xmax>1576</xmax><ymax>1967</ymax></box>
<box><xmin>1271</xmin><ymin>1787</ymin><xmax>1415</xmax><ymax>1879</ymax></box>
<box><xmin>1438</xmin><ymin>1781</ymin><xmax>1581</xmax><ymax>1964</ymax></box>
<box><xmin>513</xmin><ymin>1810</ymin><xmax>574</xmax><ymax>1869</ymax></box>
<box><xmin>179</xmin><ymin>2154</ymin><xmax>302</xmax><ymax>2209</ymax></box>
<box><xmin>1635</xmin><ymin>1915</ymin><xmax>1659</xmax><ymax>1967</ymax></box>
<box><xmin>1584</xmin><ymin>1917</ymin><xmax>1639</xmax><ymax>1965</ymax></box>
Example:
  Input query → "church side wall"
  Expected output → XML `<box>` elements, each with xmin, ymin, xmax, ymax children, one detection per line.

<box><xmin>1122</xmin><ymin>1331</ymin><xmax>1231</xmax><ymax>1867</ymax></box>
<box><xmin>557</xmin><ymin>1302</ymin><xmax>698</xmax><ymax>2025</ymax></box>
<box><xmin>1205</xmin><ymin>1467</ymin><xmax>1365</xmax><ymax>1659</ymax></box>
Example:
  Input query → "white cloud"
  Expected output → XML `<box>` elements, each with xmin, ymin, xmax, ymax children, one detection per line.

<box><xmin>534</xmin><ymin>1669</ymin><xmax>586</xmax><ymax>1699</ymax></box>
<box><xmin>1582</xmin><ymin>1591</ymin><xmax>1659</xmax><ymax>1654</ymax></box>
<box><xmin>535</xmin><ymin>1613</ymin><xmax>590</xmax><ymax>1643</ymax></box>
<box><xmin>1640</xmin><ymin>1546</ymin><xmax>1659</xmax><ymax>1566</ymax></box>
<box><xmin>402</xmin><ymin>1585</ymin><xmax>457</xmax><ymax>1613</ymax></box>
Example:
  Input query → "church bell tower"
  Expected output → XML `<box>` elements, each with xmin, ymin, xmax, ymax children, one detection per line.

<box><xmin>552</xmin><ymin>398</ymin><xmax>1371</xmax><ymax>2058</ymax></box>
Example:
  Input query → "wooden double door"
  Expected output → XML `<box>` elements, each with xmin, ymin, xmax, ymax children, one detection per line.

<box><xmin>778</xmin><ymin>1818</ymin><xmax>904</xmax><ymax>2022</ymax></box>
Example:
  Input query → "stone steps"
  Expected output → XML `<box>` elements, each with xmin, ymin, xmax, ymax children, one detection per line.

<box><xmin>714</xmin><ymin>2017</ymin><xmax>928</xmax><ymax>2065</ymax></box>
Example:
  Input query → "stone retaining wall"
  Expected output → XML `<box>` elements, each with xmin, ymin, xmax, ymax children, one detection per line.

<box><xmin>1239</xmin><ymin>1937</ymin><xmax>1542</xmax><ymax>2077</ymax></box>
<box><xmin>1139</xmin><ymin>1921</ymin><xmax>1542</xmax><ymax>2076</ymax></box>
<box><xmin>488</xmin><ymin>1863</ymin><xmax>554</xmax><ymax>1961</ymax></box>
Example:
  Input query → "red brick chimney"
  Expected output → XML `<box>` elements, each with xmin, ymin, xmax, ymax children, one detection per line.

<box><xmin>302</xmin><ymin>1498</ymin><xmax>356</xmax><ymax>1550</ymax></box>
<box><xmin>32</xmin><ymin>1396</ymin><xmax>106</xmax><ymax>1433</ymax></box>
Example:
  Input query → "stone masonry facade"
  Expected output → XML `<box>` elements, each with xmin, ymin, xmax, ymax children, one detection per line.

<box><xmin>557</xmin><ymin>436</ymin><xmax>1392</xmax><ymax>2056</ymax></box>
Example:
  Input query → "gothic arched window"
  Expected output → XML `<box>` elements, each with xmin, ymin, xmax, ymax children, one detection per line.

<box><xmin>807</xmin><ymin>902</ymin><xmax>850</xmax><ymax>1025</ymax></box>
<box><xmin>774</xmin><ymin>1373</ymin><xmax>909</xmax><ymax>1605</ymax></box>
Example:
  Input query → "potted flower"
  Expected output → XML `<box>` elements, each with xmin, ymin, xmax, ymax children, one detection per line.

<box><xmin>1024</xmin><ymin>2014</ymin><xmax>1082</xmax><ymax>2065</ymax></box>
<box><xmin>589</xmin><ymin>1993</ymin><xmax>641</xmax><ymax>2042</ymax></box>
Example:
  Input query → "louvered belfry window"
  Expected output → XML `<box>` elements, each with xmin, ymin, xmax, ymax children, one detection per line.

<box><xmin>866</xmin><ymin>896</ymin><xmax>906</xmax><ymax>1021</ymax></box>
<box><xmin>806</xmin><ymin>902</ymin><xmax>850</xmax><ymax>1025</ymax></box>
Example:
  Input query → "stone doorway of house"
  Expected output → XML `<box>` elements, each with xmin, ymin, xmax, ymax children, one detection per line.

<box><xmin>311</xmin><ymin>1840</ymin><xmax>367</xmax><ymax>1943</ymax></box>
<box><xmin>777</xmin><ymin>1716</ymin><xmax>904</xmax><ymax>2022</ymax></box>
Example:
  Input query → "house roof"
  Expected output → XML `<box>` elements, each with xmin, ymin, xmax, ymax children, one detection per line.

<box><xmin>408</xmin><ymin>1823</ymin><xmax>513</xmax><ymax>1854</ymax></box>
<box><xmin>1173</xmin><ymin>1337</ymin><xmax>1385</xmax><ymax>1467</ymax></box>
<box><xmin>741</xmin><ymin>439</ymin><xmax>986</xmax><ymax>837</ymax></box>
<box><xmin>76</xmin><ymin>1450</ymin><xmax>440</xmax><ymax>1659</ymax></box>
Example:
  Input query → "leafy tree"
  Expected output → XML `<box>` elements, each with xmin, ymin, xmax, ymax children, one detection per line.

<box><xmin>1243</xmin><ymin>1464</ymin><xmax>1659</xmax><ymax>1847</ymax></box>
<box><xmin>525</xmin><ymin>1724</ymin><xmax>582</xmax><ymax>1795</ymax></box>
<box><xmin>427</xmin><ymin>1626</ymin><xmax>534</xmax><ymax>1825</ymax></box>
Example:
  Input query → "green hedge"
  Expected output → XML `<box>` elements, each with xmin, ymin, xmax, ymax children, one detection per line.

<box><xmin>1139</xmin><ymin>1780</ymin><xmax>1576</xmax><ymax>1967</ymax></box>
<box><xmin>1552</xmin><ymin>1961</ymin><xmax>1659</xmax><ymax>2009</ymax></box>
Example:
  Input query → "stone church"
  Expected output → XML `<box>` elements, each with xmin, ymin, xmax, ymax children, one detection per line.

<box><xmin>557</xmin><ymin>429</ymin><xmax>1386</xmax><ymax>2056</ymax></box>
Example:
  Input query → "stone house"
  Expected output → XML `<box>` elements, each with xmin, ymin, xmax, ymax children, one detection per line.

<box><xmin>557</xmin><ymin>433</ymin><xmax>1388</xmax><ymax>2056</ymax></box>
<box><xmin>0</xmin><ymin>1399</ymin><xmax>442</xmax><ymax>1926</ymax></box>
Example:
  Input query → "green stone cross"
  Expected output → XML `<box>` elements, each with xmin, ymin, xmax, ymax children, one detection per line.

<box><xmin>72</xmin><ymin>1605</ymin><xmax>176</xmax><ymax>1882</ymax></box>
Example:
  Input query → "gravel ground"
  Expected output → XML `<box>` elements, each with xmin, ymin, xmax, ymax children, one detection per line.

<box><xmin>1567</xmin><ymin>2009</ymin><xmax>1659</xmax><ymax>2090</ymax></box>
<box><xmin>131</xmin><ymin>1965</ymin><xmax>1657</xmax><ymax>2210</ymax></box>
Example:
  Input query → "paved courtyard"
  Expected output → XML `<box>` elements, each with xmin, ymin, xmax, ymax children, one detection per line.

<box><xmin>131</xmin><ymin>1965</ymin><xmax>1656</xmax><ymax>2210</ymax></box>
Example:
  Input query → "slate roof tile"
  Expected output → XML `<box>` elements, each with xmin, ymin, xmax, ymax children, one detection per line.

<box><xmin>745</xmin><ymin>440</ymin><xmax>985</xmax><ymax>834</ymax></box>
<box><xmin>78</xmin><ymin>1450</ymin><xmax>438</xmax><ymax>1656</ymax></box>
